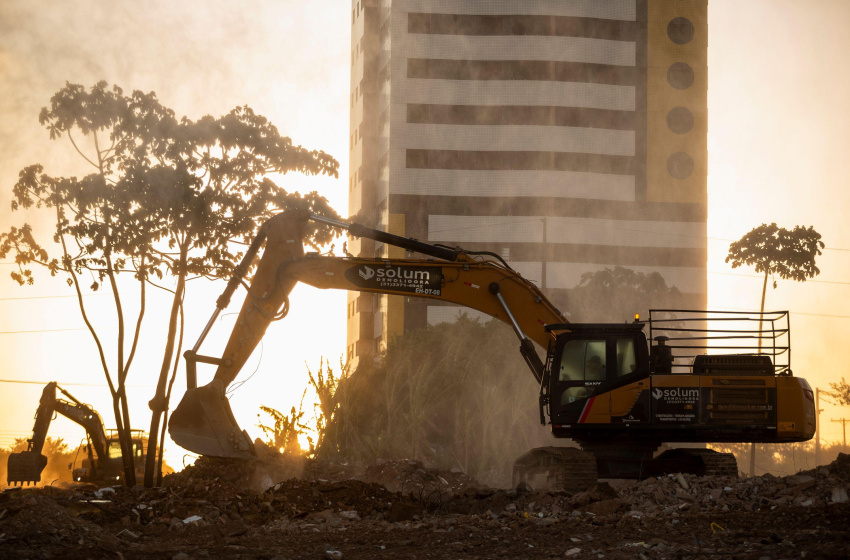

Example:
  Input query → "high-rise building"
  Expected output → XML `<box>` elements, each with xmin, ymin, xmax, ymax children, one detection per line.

<box><xmin>348</xmin><ymin>0</ymin><xmax>707</xmax><ymax>366</ymax></box>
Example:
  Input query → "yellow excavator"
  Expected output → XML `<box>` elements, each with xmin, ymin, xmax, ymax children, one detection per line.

<box><xmin>7</xmin><ymin>382</ymin><xmax>148</xmax><ymax>486</ymax></box>
<box><xmin>169</xmin><ymin>210</ymin><xmax>816</xmax><ymax>488</ymax></box>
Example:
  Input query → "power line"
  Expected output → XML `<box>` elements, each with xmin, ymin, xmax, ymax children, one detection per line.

<box><xmin>708</xmin><ymin>270</ymin><xmax>850</xmax><ymax>286</ymax></box>
<box><xmin>0</xmin><ymin>327</ymin><xmax>115</xmax><ymax>334</ymax></box>
<box><xmin>421</xmin><ymin>220</ymin><xmax>850</xmax><ymax>252</ymax></box>
<box><xmin>0</xmin><ymin>378</ymin><xmax>152</xmax><ymax>388</ymax></box>
<box><xmin>0</xmin><ymin>292</ymin><xmax>113</xmax><ymax>301</ymax></box>
<box><xmin>3</xmin><ymin>268</ymin><xmax>850</xmax><ymax>306</ymax></box>
<box><xmin>708</xmin><ymin>305</ymin><xmax>850</xmax><ymax>320</ymax></box>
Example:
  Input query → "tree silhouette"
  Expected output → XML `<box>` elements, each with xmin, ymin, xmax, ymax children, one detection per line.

<box><xmin>825</xmin><ymin>378</ymin><xmax>850</xmax><ymax>406</ymax></box>
<box><xmin>0</xmin><ymin>81</ymin><xmax>341</xmax><ymax>486</ymax></box>
<box><xmin>725</xmin><ymin>222</ymin><xmax>824</xmax><ymax>476</ymax></box>
<box><xmin>726</xmin><ymin>223</ymin><xmax>824</xmax><ymax>324</ymax></box>
<box><xmin>562</xmin><ymin>266</ymin><xmax>683</xmax><ymax>323</ymax></box>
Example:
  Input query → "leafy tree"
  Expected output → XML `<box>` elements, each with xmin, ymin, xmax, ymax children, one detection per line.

<box><xmin>0</xmin><ymin>81</ymin><xmax>341</xmax><ymax>486</ymax></box>
<box><xmin>258</xmin><ymin>359</ymin><xmax>345</xmax><ymax>460</ymax></box>
<box><xmin>306</xmin><ymin>358</ymin><xmax>344</xmax><ymax>458</ymax></box>
<box><xmin>258</xmin><ymin>400</ymin><xmax>308</xmax><ymax>456</ymax></box>
<box><xmin>726</xmin><ymin>223</ymin><xmax>824</xmax><ymax>475</ymax></box>
<box><xmin>726</xmin><ymin>223</ymin><xmax>824</xmax><ymax>328</ymax></box>
<box><xmin>561</xmin><ymin>266</ymin><xmax>683</xmax><ymax>323</ymax></box>
<box><xmin>824</xmin><ymin>378</ymin><xmax>850</xmax><ymax>406</ymax></box>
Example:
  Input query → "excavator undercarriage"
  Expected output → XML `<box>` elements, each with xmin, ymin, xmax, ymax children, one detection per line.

<box><xmin>512</xmin><ymin>445</ymin><xmax>738</xmax><ymax>492</ymax></box>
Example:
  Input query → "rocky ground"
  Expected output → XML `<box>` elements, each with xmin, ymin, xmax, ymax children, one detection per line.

<box><xmin>2</xmin><ymin>454</ymin><xmax>850</xmax><ymax>559</ymax></box>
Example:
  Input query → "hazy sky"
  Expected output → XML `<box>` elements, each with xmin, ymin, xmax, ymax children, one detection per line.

<box><xmin>1</xmin><ymin>1</ymin><xmax>849</xmax><ymax>471</ymax></box>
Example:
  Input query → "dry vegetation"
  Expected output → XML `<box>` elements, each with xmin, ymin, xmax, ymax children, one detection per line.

<box><xmin>260</xmin><ymin>317</ymin><xmax>554</xmax><ymax>487</ymax></box>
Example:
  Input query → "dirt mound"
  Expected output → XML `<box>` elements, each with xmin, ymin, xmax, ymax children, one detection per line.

<box><xmin>0</xmin><ymin>489</ymin><xmax>121</xmax><ymax>557</ymax></box>
<box><xmin>3</xmin><ymin>457</ymin><xmax>850</xmax><ymax>559</ymax></box>
<box><xmin>362</xmin><ymin>459</ymin><xmax>486</xmax><ymax>500</ymax></box>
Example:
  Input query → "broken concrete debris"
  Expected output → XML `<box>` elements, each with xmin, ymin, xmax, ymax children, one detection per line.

<box><xmin>1</xmin><ymin>454</ymin><xmax>849</xmax><ymax>557</ymax></box>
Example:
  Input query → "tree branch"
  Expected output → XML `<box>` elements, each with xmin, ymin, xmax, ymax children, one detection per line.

<box><xmin>56</xmin><ymin>211</ymin><xmax>116</xmax><ymax>397</ymax></box>
<box><xmin>67</xmin><ymin>130</ymin><xmax>100</xmax><ymax>169</ymax></box>
<box><xmin>123</xmin><ymin>252</ymin><xmax>147</xmax><ymax>378</ymax></box>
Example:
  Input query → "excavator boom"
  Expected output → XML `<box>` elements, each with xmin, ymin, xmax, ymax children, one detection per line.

<box><xmin>169</xmin><ymin>210</ymin><xmax>567</xmax><ymax>458</ymax></box>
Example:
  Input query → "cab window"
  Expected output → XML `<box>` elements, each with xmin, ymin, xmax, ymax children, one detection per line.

<box><xmin>107</xmin><ymin>441</ymin><xmax>122</xmax><ymax>459</ymax></box>
<box><xmin>559</xmin><ymin>340</ymin><xmax>606</xmax><ymax>382</ymax></box>
<box><xmin>615</xmin><ymin>337</ymin><xmax>637</xmax><ymax>378</ymax></box>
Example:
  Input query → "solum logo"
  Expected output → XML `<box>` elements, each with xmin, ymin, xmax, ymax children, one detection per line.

<box><xmin>376</xmin><ymin>267</ymin><xmax>430</xmax><ymax>281</ymax></box>
<box><xmin>359</xmin><ymin>266</ymin><xmax>375</xmax><ymax>280</ymax></box>
<box><xmin>652</xmin><ymin>388</ymin><xmax>699</xmax><ymax>400</ymax></box>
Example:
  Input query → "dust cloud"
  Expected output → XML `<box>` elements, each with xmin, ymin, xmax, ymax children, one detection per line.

<box><xmin>0</xmin><ymin>0</ymin><xmax>350</xmax><ymax>469</ymax></box>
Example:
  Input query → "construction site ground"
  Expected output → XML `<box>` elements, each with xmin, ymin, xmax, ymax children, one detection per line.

<box><xmin>2</xmin><ymin>453</ymin><xmax>850</xmax><ymax>560</ymax></box>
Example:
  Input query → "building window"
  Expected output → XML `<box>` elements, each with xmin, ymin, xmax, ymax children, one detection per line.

<box><xmin>667</xmin><ymin>17</ymin><xmax>694</xmax><ymax>45</ymax></box>
<box><xmin>667</xmin><ymin>62</ymin><xmax>694</xmax><ymax>90</ymax></box>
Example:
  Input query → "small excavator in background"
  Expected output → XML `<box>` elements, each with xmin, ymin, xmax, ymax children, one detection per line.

<box><xmin>6</xmin><ymin>382</ymin><xmax>148</xmax><ymax>486</ymax></box>
<box><xmin>169</xmin><ymin>209</ymin><xmax>816</xmax><ymax>489</ymax></box>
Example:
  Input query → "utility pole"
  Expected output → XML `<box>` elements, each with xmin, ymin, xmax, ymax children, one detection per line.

<box><xmin>832</xmin><ymin>418</ymin><xmax>849</xmax><ymax>448</ymax></box>
<box><xmin>749</xmin><ymin>442</ymin><xmax>756</xmax><ymax>477</ymax></box>
<box><xmin>816</xmin><ymin>388</ymin><xmax>824</xmax><ymax>466</ymax></box>
<box><xmin>541</xmin><ymin>216</ymin><xmax>547</xmax><ymax>294</ymax></box>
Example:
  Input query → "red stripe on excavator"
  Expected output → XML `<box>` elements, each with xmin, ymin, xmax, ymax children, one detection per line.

<box><xmin>578</xmin><ymin>396</ymin><xmax>595</xmax><ymax>423</ymax></box>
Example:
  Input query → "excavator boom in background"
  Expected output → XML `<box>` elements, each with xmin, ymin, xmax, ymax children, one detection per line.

<box><xmin>7</xmin><ymin>382</ymin><xmax>148</xmax><ymax>486</ymax></box>
<box><xmin>169</xmin><ymin>210</ymin><xmax>816</xmax><ymax>488</ymax></box>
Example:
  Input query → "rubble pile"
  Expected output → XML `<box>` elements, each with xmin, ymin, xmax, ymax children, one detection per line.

<box><xmin>1</xmin><ymin>454</ymin><xmax>849</xmax><ymax>558</ymax></box>
<box><xmin>361</xmin><ymin>459</ymin><xmax>485</xmax><ymax>501</ymax></box>
<box><xmin>614</xmin><ymin>465</ymin><xmax>849</xmax><ymax>516</ymax></box>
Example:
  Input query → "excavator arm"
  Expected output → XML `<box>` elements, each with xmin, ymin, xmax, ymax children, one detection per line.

<box><xmin>169</xmin><ymin>209</ymin><xmax>568</xmax><ymax>458</ymax></box>
<box><xmin>7</xmin><ymin>382</ymin><xmax>109</xmax><ymax>485</ymax></box>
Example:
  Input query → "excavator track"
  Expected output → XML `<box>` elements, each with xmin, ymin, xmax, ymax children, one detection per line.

<box><xmin>512</xmin><ymin>446</ymin><xmax>598</xmax><ymax>492</ymax></box>
<box><xmin>698</xmin><ymin>450</ymin><xmax>739</xmax><ymax>477</ymax></box>
<box><xmin>647</xmin><ymin>448</ymin><xmax>739</xmax><ymax>478</ymax></box>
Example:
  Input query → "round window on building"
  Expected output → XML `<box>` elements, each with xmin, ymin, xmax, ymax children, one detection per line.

<box><xmin>667</xmin><ymin>152</ymin><xmax>694</xmax><ymax>180</ymax></box>
<box><xmin>667</xmin><ymin>17</ymin><xmax>695</xmax><ymax>44</ymax></box>
<box><xmin>667</xmin><ymin>62</ymin><xmax>694</xmax><ymax>90</ymax></box>
<box><xmin>667</xmin><ymin>106</ymin><xmax>694</xmax><ymax>134</ymax></box>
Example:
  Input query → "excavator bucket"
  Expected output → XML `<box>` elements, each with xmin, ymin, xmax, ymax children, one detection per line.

<box><xmin>169</xmin><ymin>381</ymin><xmax>255</xmax><ymax>459</ymax></box>
<box><xmin>7</xmin><ymin>451</ymin><xmax>48</xmax><ymax>486</ymax></box>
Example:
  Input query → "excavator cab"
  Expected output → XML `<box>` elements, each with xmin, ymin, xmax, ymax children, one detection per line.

<box><xmin>546</xmin><ymin>323</ymin><xmax>651</xmax><ymax>429</ymax></box>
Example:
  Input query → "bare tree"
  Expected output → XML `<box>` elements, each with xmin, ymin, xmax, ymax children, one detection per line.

<box><xmin>0</xmin><ymin>82</ymin><xmax>341</xmax><ymax>486</ymax></box>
